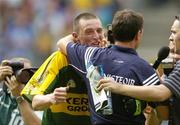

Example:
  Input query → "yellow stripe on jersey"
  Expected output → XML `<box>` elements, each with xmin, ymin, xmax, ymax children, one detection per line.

<box><xmin>21</xmin><ymin>51</ymin><xmax>68</xmax><ymax>101</ymax></box>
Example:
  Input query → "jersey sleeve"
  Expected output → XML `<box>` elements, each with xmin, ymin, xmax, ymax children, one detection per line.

<box><xmin>131</xmin><ymin>59</ymin><xmax>160</xmax><ymax>86</ymax></box>
<box><xmin>21</xmin><ymin>51</ymin><xmax>68</xmax><ymax>102</ymax></box>
<box><xmin>67</xmin><ymin>42</ymin><xmax>98</xmax><ymax>73</ymax></box>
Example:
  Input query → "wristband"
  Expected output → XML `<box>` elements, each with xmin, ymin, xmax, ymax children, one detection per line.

<box><xmin>16</xmin><ymin>96</ymin><xmax>25</xmax><ymax>104</ymax></box>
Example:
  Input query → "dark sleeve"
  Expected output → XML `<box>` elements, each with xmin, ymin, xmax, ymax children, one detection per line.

<box><xmin>131</xmin><ymin>59</ymin><xmax>160</xmax><ymax>86</ymax></box>
<box><xmin>66</xmin><ymin>42</ymin><xmax>98</xmax><ymax>73</ymax></box>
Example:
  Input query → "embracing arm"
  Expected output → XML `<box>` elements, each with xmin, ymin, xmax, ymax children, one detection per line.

<box><xmin>57</xmin><ymin>35</ymin><xmax>74</xmax><ymax>55</ymax></box>
<box><xmin>116</xmin><ymin>84</ymin><xmax>172</xmax><ymax>101</ymax></box>
<box><xmin>97</xmin><ymin>78</ymin><xmax>172</xmax><ymax>102</ymax></box>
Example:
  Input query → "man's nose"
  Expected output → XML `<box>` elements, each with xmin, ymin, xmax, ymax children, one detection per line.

<box><xmin>169</xmin><ymin>34</ymin><xmax>173</xmax><ymax>42</ymax></box>
<box><xmin>93</xmin><ymin>31</ymin><xmax>100</xmax><ymax>39</ymax></box>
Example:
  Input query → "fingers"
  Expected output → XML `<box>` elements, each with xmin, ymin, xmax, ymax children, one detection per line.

<box><xmin>96</xmin><ymin>83</ymin><xmax>106</xmax><ymax>91</ymax></box>
<box><xmin>97</xmin><ymin>77</ymin><xmax>112</xmax><ymax>91</ymax></box>
<box><xmin>6</xmin><ymin>76</ymin><xmax>17</xmax><ymax>84</ymax></box>
<box><xmin>53</xmin><ymin>87</ymin><xmax>68</xmax><ymax>104</ymax></box>
<box><xmin>5</xmin><ymin>76</ymin><xmax>22</xmax><ymax>97</ymax></box>
<box><xmin>144</xmin><ymin>106</ymin><xmax>153</xmax><ymax>114</ymax></box>
<box><xmin>97</xmin><ymin>77</ymin><xmax>113</xmax><ymax>87</ymax></box>
<box><xmin>100</xmin><ymin>39</ymin><xmax>108</xmax><ymax>47</ymax></box>
<box><xmin>4</xmin><ymin>80</ymin><xmax>11</xmax><ymax>89</ymax></box>
<box><xmin>0</xmin><ymin>66</ymin><xmax>13</xmax><ymax>81</ymax></box>
<box><xmin>54</xmin><ymin>87</ymin><xmax>67</xmax><ymax>96</ymax></box>
<box><xmin>174</xmin><ymin>53</ymin><xmax>180</xmax><ymax>60</ymax></box>
<box><xmin>5</xmin><ymin>76</ymin><xmax>19</xmax><ymax>89</ymax></box>
<box><xmin>97</xmin><ymin>83</ymin><xmax>111</xmax><ymax>91</ymax></box>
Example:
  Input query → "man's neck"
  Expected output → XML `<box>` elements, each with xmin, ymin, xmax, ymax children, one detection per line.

<box><xmin>114</xmin><ymin>41</ymin><xmax>136</xmax><ymax>49</ymax></box>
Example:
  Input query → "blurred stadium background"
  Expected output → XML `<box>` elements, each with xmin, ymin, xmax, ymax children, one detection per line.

<box><xmin>0</xmin><ymin>0</ymin><xmax>179</xmax><ymax>66</ymax></box>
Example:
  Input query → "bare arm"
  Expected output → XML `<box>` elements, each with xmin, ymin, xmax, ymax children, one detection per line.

<box><xmin>57</xmin><ymin>34</ymin><xmax>74</xmax><ymax>55</ymax></box>
<box><xmin>97</xmin><ymin>78</ymin><xmax>172</xmax><ymax>102</ymax></box>
<box><xmin>32</xmin><ymin>87</ymin><xmax>68</xmax><ymax>110</ymax></box>
<box><xmin>17</xmin><ymin>99</ymin><xmax>41</xmax><ymax>125</ymax></box>
<box><xmin>5</xmin><ymin>76</ymin><xmax>41</xmax><ymax>125</ymax></box>
<box><xmin>32</xmin><ymin>94</ymin><xmax>55</xmax><ymax>110</ymax></box>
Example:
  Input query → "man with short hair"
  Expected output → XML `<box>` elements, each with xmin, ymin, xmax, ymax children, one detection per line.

<box><xmin>97</xmin><ymin>15</ymin><xmax>180</xmax><ymax>125</ymax></box>
<box><xmin>22</xmin><ymin>12</ymin><xmax>106</xmax><ymax>125</ymax></box>
<box><xmin>57</xmin><ymin>9</ymin><xmax>160</xmax><ymax>125</ymax></box>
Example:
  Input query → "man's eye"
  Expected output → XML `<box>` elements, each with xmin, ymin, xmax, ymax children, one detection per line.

<box><xmin>97</xmin><ymin>29</ymin><xmax>103</xmax><ymax>33</ymax></box>
<box><xmin>86</xmin><ymin>30</ymin><xmax>94</xmax><ymax>34</ymax></box>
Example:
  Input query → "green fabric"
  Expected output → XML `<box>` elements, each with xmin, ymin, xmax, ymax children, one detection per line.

<box><xmin>42</xmin><ymin>66</ymin><xmax>91</xmax><ymax>125</ymax></box>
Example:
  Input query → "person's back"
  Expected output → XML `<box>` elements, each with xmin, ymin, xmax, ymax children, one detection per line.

<box><xmin>93</xmin><ymin>15</ymin><xmax>180</xmax><ymax>125</ymax></box>
<box><xmin>65</xmin><ymin>39</ymin><xmax>158</xmax><ymax>125</ymax></box>
<box><xmin>57</xmin><ymin>9</ymin><xmax>160</xmax><ymax>125</ymax></box>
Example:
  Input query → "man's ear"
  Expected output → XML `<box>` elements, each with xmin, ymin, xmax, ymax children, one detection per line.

<box><xmin>135</xmin><ymin>30</ymin><xmax>143</xmax><ymax>41</ymax></box>
<box><xmin>72</xmin><ymin>32</ymin><xmax>78</xmax><ymax>38</ymax></box>
<box><xmin>72</xmin><ymin>32</ymin><xmax>79</xmax><ymax>42</ymax></box>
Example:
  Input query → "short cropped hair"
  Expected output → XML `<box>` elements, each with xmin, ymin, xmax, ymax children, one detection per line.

<box><xmin>73</xmin><ymin>12</ymin><xmax>99</xmax><ymax>33</ymax></box>
<box><xmin>112</xmin><ymin>9</ymin><xmax>144</xmax><ymax>42</ymax></box>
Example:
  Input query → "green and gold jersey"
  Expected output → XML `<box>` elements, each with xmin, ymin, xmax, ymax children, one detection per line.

<box><xmin>21</xmin><ymin>51</ymin><xmax>91</xmax><ymax>125</ymax></box>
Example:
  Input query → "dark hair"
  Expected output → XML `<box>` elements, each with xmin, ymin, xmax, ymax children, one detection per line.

<box><xmin>175</xmin><ymin>15</ymin><xmax>180</xmax><ymax>28</ymax></box>
<box><xmin>175</xmin><ymin>15</ymin><xmax>180</xmax><ymax>20</ymax></box>
<box><xmin>112</xmin><ymin>9</ymin><xmax>143</xmax><ymax>42</ymax></box>
<box><xmin>73</xmin><ymin>12</ymin><xmax>99</xmax><ymax>33</ymax></box>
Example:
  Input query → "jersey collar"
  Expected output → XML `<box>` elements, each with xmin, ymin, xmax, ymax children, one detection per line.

<box><xmin>109</xmin><ymin>45</ymin><xmax>138</xmax><ymax>55</ymax></box>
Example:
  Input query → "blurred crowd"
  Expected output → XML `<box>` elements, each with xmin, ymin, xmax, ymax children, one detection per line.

<box><xmin>0</xmin><ymin>0</ymin><xmax>176</xmax><ymax>67</ymax></box>
<box><xmin>0</xmin><ymin>0</ymin><xmax>120</xmax><ymax>66</ymax></box>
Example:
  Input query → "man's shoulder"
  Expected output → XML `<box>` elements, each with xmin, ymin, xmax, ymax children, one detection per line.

<box><xmin>53</xmin><ymin>51</ymin><xmax>67</xmax><ymax>60</ymax></box>
<box><xmin>134</xmin><ymin>57</ymin><xmax>151</xmax><ymax>66</ymax></box>
<box><xmin>48</xmin><ymin>51</ymin><xmax>68</xmax><ymax>68</ymax></box>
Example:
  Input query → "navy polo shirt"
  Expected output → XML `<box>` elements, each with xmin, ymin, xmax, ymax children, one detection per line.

<box><xmin>67</xmin><ymin>42</ymin><xmax>160</xmax><ymax>125</ymax></box>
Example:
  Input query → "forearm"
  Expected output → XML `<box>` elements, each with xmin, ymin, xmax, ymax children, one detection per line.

<box><xmin>57</xmin><ymin>35</ymin><xmax>73</xmax><ymax>55</ymax></box>
<box><xmin>32</xmin><ymin>94</ymin><xmax>53</xmax><ymax>110</ymax></box>
<box><xmin>117</xmin><ymin>84</ymin><xmax>172</xmax><ymax>101</ymax></box>
<box><xmin>18</xmin><ymin>99</ymin><xmax>41</xmax><ymax>125</ymax></box>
